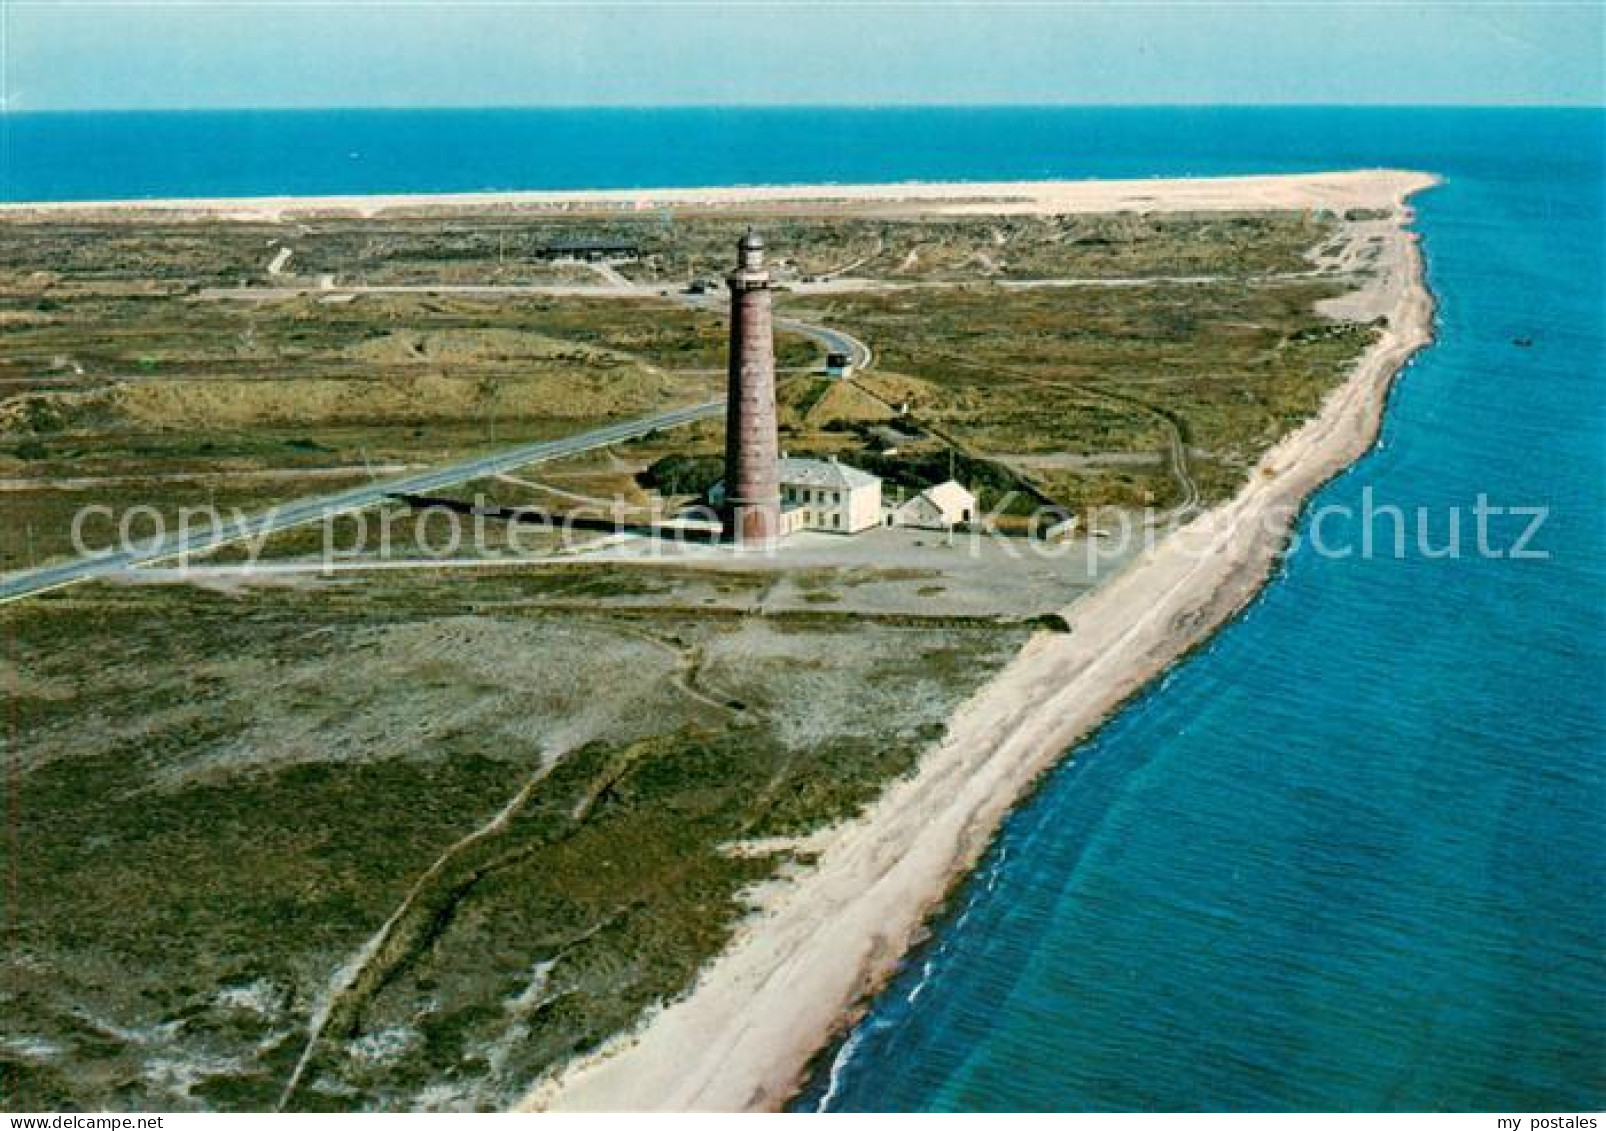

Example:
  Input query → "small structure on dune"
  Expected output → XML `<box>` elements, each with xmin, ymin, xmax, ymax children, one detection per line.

<box><xmin>537</xmin><ymin>237</ymin><xmax>640</xmax><ymax>262</ymax></box>
<box><xmin>887</xmin><ymin>480</ymin><xmax>977</xmax><ymax>530</ymax></box>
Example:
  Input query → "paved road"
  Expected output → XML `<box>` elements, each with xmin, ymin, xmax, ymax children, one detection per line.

<box><xmin>0</xmin><ymin>300</ymin><xmax>874</xmax><ymax>606</ymax></box>
<box><xmin>200</xmin><ymin>278</ymin><xmax>874</xmax><ymax>371</ymax></box>
<box><xmin>776</xmin><ymin>313</ymin><xmax>873</xmax><ymax>371</ymax></box>
<box><xmin>1</xmin><ymin>258</ymin><xmax>880</xmax><ymax>608</ymax></box>
<box><xmin>671</xmin><ymin>292</ymin><xmax>873</xmax><ymax>371</ymax></box>
<box><xmin>0</xmin><ymin>399</ymin><xmax>723</xmax><ymax>606</ymax></box>
<box><xmin>205</xmin><ymin>287</ymin><xmax>880</xmax><ymax>371</ymax></box>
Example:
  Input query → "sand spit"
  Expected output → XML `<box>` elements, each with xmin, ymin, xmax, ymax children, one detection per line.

<box><xmin>517</xmin><ymin>170</ymin><xmax>1438</xmax><ymax>1112</ymax></box>
<box><xmin>1</xmin><ymin>170</ymin><xmax>1427</xmax><ymax>222</ymax></box>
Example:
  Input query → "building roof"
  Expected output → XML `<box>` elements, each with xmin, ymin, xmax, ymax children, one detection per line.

<box><xmin>777</xmin><ymin>456</ymin><xmax>880</xmax><ymax>491</ymax></box>
<box><xmin>920</xmin><ymin>480</ymin><xmax>976</xmax><ymax>510</ymax></box>
<box><xmin>893</xmin><ymin>480</ymin><xmax>975</xmax><ymax>517</ymax></box>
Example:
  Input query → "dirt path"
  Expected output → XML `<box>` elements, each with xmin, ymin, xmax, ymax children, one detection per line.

<box><xmin>266</xmin><ymin>245</ymin><xmax>294</xmax><ymax>277</ymax></box>
<box><xmin>580</xmin><ymin>259</ymin><xmax>635</xmax><ymax>288</ymax></box>
<box><xmin>278</xmin><ymin>749</ymin><xmax>572</xmax><ymax>1109</ymax></box>
<box><xmin>609</xmin><ymin>624</ymin><xmax>746</xmax><ymax>718</ymax></box>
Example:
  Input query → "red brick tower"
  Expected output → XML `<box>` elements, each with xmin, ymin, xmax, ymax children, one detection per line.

<box><xmin>722</xmin><ymin>229</ymin><xmax>781</xmax><ymax>547</ymax></box>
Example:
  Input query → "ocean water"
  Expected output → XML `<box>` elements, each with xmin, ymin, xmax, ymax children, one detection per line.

<box><xmin>794</xmin><ymin>113</ymin><xmax>1606</xmax><ymax>1111</ymax></box>
<box><xmin>6</xmin><ymin>108</ymin><xmax>1602</xmax><ymax>1110</ymax></box>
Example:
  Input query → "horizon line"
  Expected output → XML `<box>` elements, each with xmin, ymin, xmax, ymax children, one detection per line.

<box><xmin>7</xmin><ymin>101</ymin><xmax>1604</xmax><ymax>116</ymax></box>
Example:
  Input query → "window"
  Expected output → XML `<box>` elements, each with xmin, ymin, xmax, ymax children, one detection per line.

<box><xmin>832</xmin><ymin>514</ymin><xmax>840</xmax><ymax>529</ymax></box>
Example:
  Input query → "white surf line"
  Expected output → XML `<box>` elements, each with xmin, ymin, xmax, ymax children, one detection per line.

<box><xmin>811</xmin><ymin>1026</ymin><xmax>865</xmax><ymax>1113</ymax></box>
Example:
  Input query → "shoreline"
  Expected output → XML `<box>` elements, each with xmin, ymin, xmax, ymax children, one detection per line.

<box><xmin>0</xmin><ymin>169</ymin><xmax>1427</xmax><ymax>221</ymax></box>
<box><xmin>518</xmin><ymin>170</ymin><xmax>1439</xmax><ymax>1112</ymax></box>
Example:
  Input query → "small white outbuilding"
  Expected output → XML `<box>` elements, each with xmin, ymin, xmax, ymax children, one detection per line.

<box><xmin>887</xmin><ymin>480</ymin><xmax>977</xmax><ymax>530</ymax></box>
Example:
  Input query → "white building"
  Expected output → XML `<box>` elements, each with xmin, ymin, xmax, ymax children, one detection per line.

<box><xmin>777</xmin><ymin>456</ymin><xmax>882</xmax><ymax>534</ymax></box>
<box><xmin>888</xmin><ymin>479</ymin><xmax>977</xmax><ymax>530</ymax></box>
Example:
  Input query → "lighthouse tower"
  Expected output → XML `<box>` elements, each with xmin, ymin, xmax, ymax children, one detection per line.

<box><xmin>721</xmin><ymin>229</ymin><xmax>782</xmax><ymax>547</ymax></box>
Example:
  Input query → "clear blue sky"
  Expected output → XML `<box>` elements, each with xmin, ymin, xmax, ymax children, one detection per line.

<box><xmin>5</xmin><ymin>1</ymin><xmax>1602</xmax><ymax>112</ymax></box>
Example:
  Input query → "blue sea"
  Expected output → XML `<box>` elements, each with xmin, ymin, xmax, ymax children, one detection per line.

<box><xmin>7</xmin><ymin>107</ymin><xmax>1602</xmax><ymax>1111</ymax></box>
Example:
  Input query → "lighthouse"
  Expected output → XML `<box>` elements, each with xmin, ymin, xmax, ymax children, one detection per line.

<box><xmin>721</xmin><ymin>229</ymin><xmax>782</xmax><ymax>547</ymax></box>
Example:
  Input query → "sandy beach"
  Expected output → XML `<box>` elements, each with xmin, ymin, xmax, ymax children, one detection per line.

<box><xmin>1</xmin><ymin>169</ymin><xmax>1427</xmax><ymax>222</ymax></box>
<box><xmin>507</xmin><ymin>169</ymin><xmax>1439</xmax><ymax>1112</ymax></box>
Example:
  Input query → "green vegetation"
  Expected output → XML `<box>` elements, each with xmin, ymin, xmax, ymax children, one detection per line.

<box><xmin>637</xmin><ymin>453</ymin><xmax>724</xmax><ymax>499</ymax></box>
<box><xmin>0</xmin><ymin>225</ymin><xmax>802</xmax><ymax>571</ymax></box>
<box><xmin>0</xmin><ymin>201</ymin><xmax>1384</xmax><ymax>1110</ymax></box>
<box><xmin>0</xmin><ymin>206</ymin><xmax>1368</xmax><ymax>568</ymax></box>
<box><xmin>609</xmin><ymin>209</ymin><xmax>1332</xmax><ymax>284</ymax></box>
<box><xmin>0</xmin><ymin>577</ymin><xmax>1026</xmax><ymax>1110</ymax></box>
<box><xmin>794</xmin><ymin>281</ymin><xmax>1377</xmax><ymax>510</ymax></box>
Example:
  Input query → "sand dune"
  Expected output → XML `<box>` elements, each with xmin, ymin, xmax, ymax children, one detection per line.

<box><xmin>1</xmin><ymin>170</ymin><xmax>1429</xmax><ymax>221</ymax></box>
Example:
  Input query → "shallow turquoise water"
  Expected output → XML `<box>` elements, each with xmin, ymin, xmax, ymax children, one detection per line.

<box><xmin>9</xmin><ymin>106</ymin><xmax>1602</xmax><ymax>1111</ymax></box>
